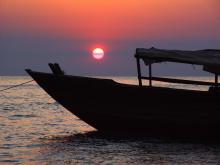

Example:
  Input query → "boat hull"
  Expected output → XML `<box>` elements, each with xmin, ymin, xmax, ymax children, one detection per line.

<box><xmin>26</xmin><ymin>70</ymin><xmax>220</xmax><ymax>138</ymax></box>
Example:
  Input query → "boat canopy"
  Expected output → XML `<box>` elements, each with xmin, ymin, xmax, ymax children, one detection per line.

<box><xmin>135</xmin><ymin>47</ymin><xmax>220</xmax><ymax>87</ymax></box>
<box><xmin>135</xmin><ymin>47</ymin><xmax>220</xmax><ymax>67</ymax></box>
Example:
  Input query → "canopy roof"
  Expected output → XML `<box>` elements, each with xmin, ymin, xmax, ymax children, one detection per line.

<box><xmin>135</xmin><ymin>47</ymin><xmax>220</xmax><ymax>67</ymax></box>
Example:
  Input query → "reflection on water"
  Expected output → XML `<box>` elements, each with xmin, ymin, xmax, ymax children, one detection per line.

<box><xmin>0</xmin><ymin>76</ymin><xmax>220</xmax><ymax>164</ymax></box>
<box><xmin>38</xmin><ymin>132</ymin><xmax>220</xmax><ymax>164</ymax></box>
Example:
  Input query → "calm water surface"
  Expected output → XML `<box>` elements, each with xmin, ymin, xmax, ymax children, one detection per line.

<box><xmin>0</xmin><ymin>76</ymin><xmax>220</xmax><ymax>164</ymax></box>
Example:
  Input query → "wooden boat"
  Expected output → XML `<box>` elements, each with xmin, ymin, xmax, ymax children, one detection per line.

<box><xmin>26</xmin><ymin>47</ymin><xmax>220</xmax><ymax>138</ymax></box>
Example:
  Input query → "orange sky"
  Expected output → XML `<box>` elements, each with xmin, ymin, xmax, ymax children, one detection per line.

<box><xmin>0</xmin><ymin>0</ymin><xmax>220</xmax><ymax>75</ymax></box>
<box><xmin>1</xmin><ymin>0</ymin><xmax>220</xmax><ymax>39</ymax></box>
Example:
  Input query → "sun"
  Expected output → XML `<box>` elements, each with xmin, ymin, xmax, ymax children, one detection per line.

<box><xmin>92</xmin><ymin>48</ymin><xmax>104</xmax><ymax>60</ymax></box>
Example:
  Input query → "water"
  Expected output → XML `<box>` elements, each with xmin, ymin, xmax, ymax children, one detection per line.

<box><xmin>1</xmin><ymin>76</ymin><xmax>220</xmax><ymax>164</ymax></box>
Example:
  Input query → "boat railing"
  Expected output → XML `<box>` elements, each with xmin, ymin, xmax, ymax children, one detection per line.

<box><xmin>141</xmin><ymin>76</ymin><xmax>217</xmax><ymax>86</ymax></box>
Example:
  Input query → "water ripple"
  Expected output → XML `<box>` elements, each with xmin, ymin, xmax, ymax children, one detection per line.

<box><xmin>1</xmin><ymin>76</ymin><xmax>220</xmax><ymax>164</ymax></box>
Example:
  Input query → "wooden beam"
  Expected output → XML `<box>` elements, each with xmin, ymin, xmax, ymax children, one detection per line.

<box><xmin>141</xmin><ymin>76</ymin><xmax>217</xmax><ymax>86</ymax></box>
<box><xmin>136</xmin><ymin>57</ymin><xmax>142</xmax><ymax>86</ymax></box>
<box><xmin>215</xmin><ymin>74</ymin><xmax>218</xmax><ymax>86</ymax></box>
<box><xmin>48</xmin><ymin>63</ymin><xmax>57</xmax><ymax>74</ymax></box>
<box><xmin>149</xmin><ymin>63</ymin><xmax>152</xmax><ymax>86</ymax></box>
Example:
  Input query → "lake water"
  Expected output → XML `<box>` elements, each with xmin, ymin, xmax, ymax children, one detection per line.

<box><xmin>1</xmin><ymin>76</ymin><xmax>220</xmax><ymax>164</ymax></box>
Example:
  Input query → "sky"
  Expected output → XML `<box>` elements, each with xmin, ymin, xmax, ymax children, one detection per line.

<box><xmin>0</xmin><ymin>0</ymin><xmax>220</xmax><ymax>76</ymax></box>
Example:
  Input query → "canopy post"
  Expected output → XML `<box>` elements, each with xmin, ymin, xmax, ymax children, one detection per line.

<box><xmin>215</xmin><ymin>73</ymin><xmax>218</xmax><ymax>86</ymax></box>
<box><xmin>149</xmin><ymin>63</ymin><xmax>152</xmax><ymax>86</ymax></box>
<box><xmin>136</xmin><ymin>57</ymin><xmax>142</xmax><ymax>87</ymax></box>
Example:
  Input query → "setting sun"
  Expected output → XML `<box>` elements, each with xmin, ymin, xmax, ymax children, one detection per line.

<box><xmin>92</xmin><ymin>48</ymin><xmax>104</xmax><ymax>60</ymax></box>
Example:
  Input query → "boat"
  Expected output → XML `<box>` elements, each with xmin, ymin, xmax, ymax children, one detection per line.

<box><xmin>26</xmin><ymin>47</ymin><xmax>220</xmax><ymax>138</ymax></box>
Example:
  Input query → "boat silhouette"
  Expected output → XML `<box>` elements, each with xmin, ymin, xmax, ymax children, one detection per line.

<box><xmin>26</xmin><ymin>47</ymin><xmax>220</xmax><ymax>138</ymax></box>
